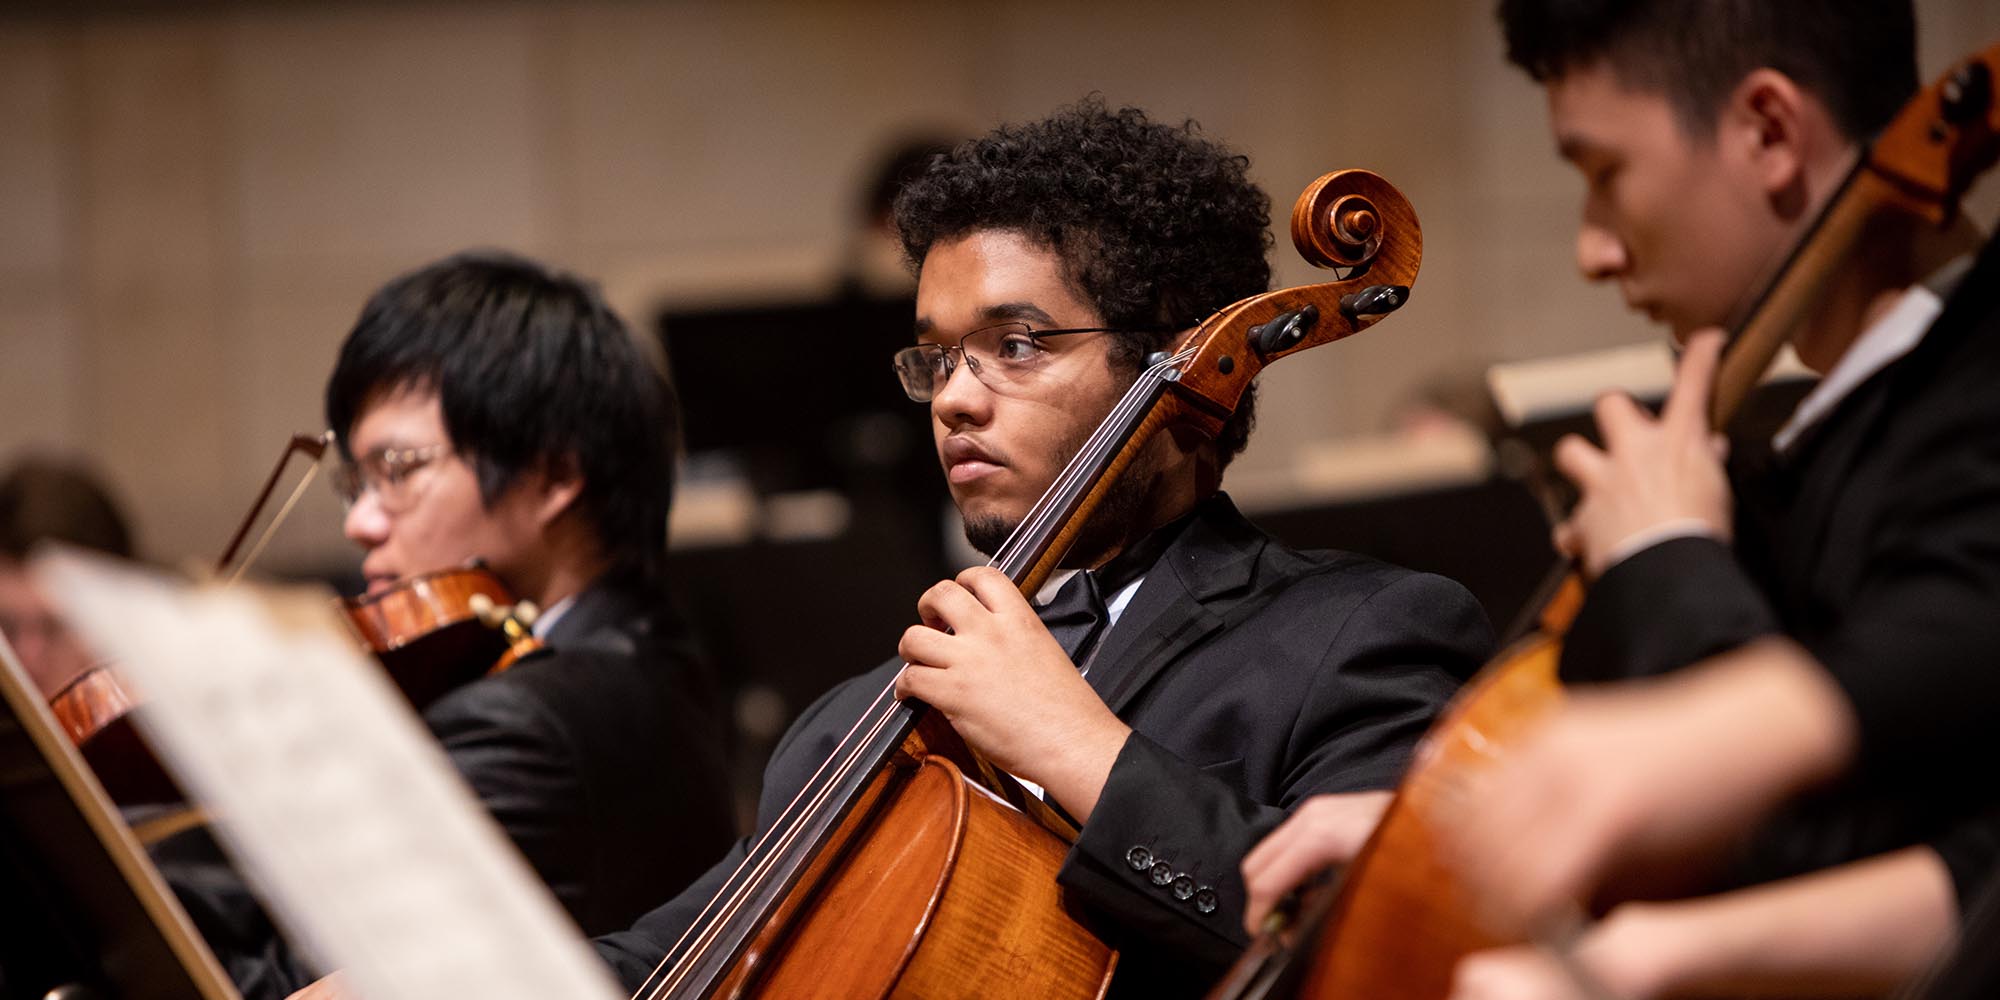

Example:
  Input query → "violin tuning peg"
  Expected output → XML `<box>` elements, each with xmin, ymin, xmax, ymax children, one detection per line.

<box><xmin>468</xmin><ymin>592</ymin><xmax>504</xmax><ymax>627</ymax></box>
<box><xmin>513</xmin><ymin>601</ymin><xmax>541</xmax><ymax>629</ymax></box>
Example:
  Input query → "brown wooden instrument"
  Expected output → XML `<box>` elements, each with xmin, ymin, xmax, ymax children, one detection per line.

<box><xmin>1205</xmin><ymin>41</ymin><xmax>2000</xmax><ymax>1000</ymax></box>
<box><xmin>341</xmin><ymin>563</ymin><xmax>543</xmax><ymax>707</ymax></box>
<box><xmin>627</xmin><ymin>168</ymin><xmax>1422</xmax><ymax>1000</ymax></box>
<box><xmin>47</xmin><ymin>430</ymin><xmax>543</xmax><ymax>804</ymax></box>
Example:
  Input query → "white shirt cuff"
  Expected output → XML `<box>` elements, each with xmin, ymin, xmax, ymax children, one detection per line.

<box><xmin>1602</xmin><ymin>518</ymin><xmax>1724</xmax><ymax>573</ymax></box>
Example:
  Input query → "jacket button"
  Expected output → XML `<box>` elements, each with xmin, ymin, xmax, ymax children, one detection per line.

<box><xmin>1149</xmin><ymin>861</ymin><xmax>1175</xmax><ymax>886</ymax></box>
<box><xmin>1126</xmin><ymin>846</ymin><xmax>1153</xmax><ymax>871</ymax></box>
<box><xmin>1171</xmin><ymin>875</ymin><xmax>1196</xmax><ymax>900</ymax></box>
<box><xmin>1194</xmin><ymin>887</ymin><xmax>1217</xmax><ymax>914</ymax></box>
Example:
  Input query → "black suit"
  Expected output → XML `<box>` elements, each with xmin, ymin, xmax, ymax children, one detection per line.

<box><xmin>158</xmin><ymin>578</ymin><xmax>735</xmax><ymax>999</ymax></box>
<box><xmin>596</xmin><ymin>493</ymin><xmax>1491</xmax><ymax>998</ymax></box>
<box><xmin>1561</xmin><ymin>236</ymin><xmax>2000</xmax><ymax>906</ymax></box>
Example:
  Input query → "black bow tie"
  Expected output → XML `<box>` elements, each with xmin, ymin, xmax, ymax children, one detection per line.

<box><xmin>1036</xmin><ymin>571</ymin><xmax>1108</xmax><ymax>667</ymax></box>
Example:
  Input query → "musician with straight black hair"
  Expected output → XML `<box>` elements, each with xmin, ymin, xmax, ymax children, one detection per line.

<box><xmin>1245</xmin><ymin>2</ymin><xmax>2000</xmax><ymax>996</ymax></box>
<box><xmin>168</xmin><ymin>251</ymin><xmax>736</xmax><ymax>998</ymax></box>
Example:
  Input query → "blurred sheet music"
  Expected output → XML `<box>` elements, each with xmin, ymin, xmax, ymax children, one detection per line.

<box><xmin>33</xmin><ymin>549</ymin><xmax>623</xmax><ymax>1000</ymax></box>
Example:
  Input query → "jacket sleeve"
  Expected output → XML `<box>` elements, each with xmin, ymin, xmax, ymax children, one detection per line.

<box><xmin>148</xmin><ymin>823</ymin><xmax>321</xmax><ymax>1000</ymax></box>
<box><xmin>1056</xmin><ymin>571</ymin><xmax>1491</xmax><ymax>967</ymax></box>
<box><xmin>1560</xmin><ymin>534</ymin><xmax>1781</xmax><ymax>684</ymax></box>
<box><xmin>1807</xmin><ymin>429</ymin><xmax>2000</xmax><ymax>779</ymax></box>
<box><xmin>422</xmin><ymin>674</ymin><xmax>590</xmax><ymax>918</ymax></box>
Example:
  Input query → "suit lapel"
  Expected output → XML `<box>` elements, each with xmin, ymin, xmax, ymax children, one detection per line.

<box><xmin>1088</xmin><ymin>494</ymin><xmax>1266</xmax><ymax>714</ymax></box>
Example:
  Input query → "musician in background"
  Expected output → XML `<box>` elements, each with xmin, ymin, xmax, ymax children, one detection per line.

<box><xmin>0</xmin><ymin>455</ymin><xmax>135</xmax><ymax>694</ymax></box>
<box><xmin>589</xmin><ymin>99</ymin><xmax>1492</xmax><ymax>1000</ymax></box>
<box><xmin>1243</xmin><ymin>1</ymin><xmax>2000</xmax><ymax>996</ymax></box>
<box><xmin>166</xmin><ymin>251</ymin><xmax>736</xmax><ymax>998</ymax></box>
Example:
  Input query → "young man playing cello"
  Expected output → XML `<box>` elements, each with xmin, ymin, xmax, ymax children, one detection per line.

<box><xmin>1244</xmin><ymin>2</ymin><xmax>2000</xmax><ymax>996</ymax></box>
<box><xmin>585</xmin><ymin>99</ymin><xmax>1492</xmax><ymax>1000</ymax></box>
<box><xmin>165</xmin><ymin>252</ymin><xmax>736</xmax><ymax>998</ymax></box>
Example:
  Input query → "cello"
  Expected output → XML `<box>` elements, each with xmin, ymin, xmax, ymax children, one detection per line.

<box><xmin>1204</xmin><ymin>40</ymin><xmax>2000</xmax><ymax>1000</ymax></box>
<box><xmin>628</xmin><ymin>168</ymin><xmax>1424</xmax><ymax>1000</ymax></box>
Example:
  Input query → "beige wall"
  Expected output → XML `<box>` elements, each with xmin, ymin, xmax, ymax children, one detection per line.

<box><xmin>3</xmin><ymin>0</ymin><xmax>1997</xmax><ymax>569</ymax></box>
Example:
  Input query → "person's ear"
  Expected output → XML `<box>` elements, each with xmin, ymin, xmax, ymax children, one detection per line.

<box><xmin>530</xmin><ymin>453</ymin><xmax>586</xmax><ymax>530</ymax></box>
<box><xmin>1722</xmin><ymin>68</ymin><xmax>1823</xmax><ymax>220</ymax></box>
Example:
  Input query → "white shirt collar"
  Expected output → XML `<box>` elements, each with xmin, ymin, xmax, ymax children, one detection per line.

<box><xmin>1771</xmin><ymin>284</ymin><xmax>1942</xmax><ymax>453</ymax></box>
<box><xmin>530</xmin><ymin>593</ymin><xmax>578</xmax><ymax>641</ymax></box>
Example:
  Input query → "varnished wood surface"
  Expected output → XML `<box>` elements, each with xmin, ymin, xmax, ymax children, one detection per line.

<box><xmin>340</xmin><ymin>565</ymin><xmax>537</xmax><ymax>708</ymax></box>
<box><xmin>1293</xmin><ymin>639</ymin><xmax>1561</xmax><ymax>999</ymax></box>
<box><xmin>48</xmin><ymin>665</ymin><xmax>181</xmax><ymax>804</ymax></box>
<box><xmin>722</xmin><ymin>756</ymin><xmax>1115</xmax><ymax>999</ymax></box>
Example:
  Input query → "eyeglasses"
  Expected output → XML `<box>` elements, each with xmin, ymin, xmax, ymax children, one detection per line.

<box><xmin>330</xmin><ymin>444</ymin><xmax>452</xmax><ymax>513</ymax></box>
<box><xmin>892</xmin><ymin>321</ymin><xmax>1163</xmax><ymax>402</ymax></box>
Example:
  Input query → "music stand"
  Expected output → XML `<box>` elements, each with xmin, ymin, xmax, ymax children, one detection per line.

<box><xmin>0</xmin><ymin>632</ymin><xmax>238</xmax><ymax>1000</ymax></box>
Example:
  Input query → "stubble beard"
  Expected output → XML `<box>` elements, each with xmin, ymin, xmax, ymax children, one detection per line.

<box><xmin>958</xmin><ymin>433</ymin><xmax>1161</xmax><ymax>563</ymax></box>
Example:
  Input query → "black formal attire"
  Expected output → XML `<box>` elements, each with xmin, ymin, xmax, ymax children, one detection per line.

<box><xmin>595</xmin><ymin>494</ymin><xmax>1492</xmax><ymax>998</ymax></box>
<box><xmin>158</xmin><ymin>579</ymin><xmax>735</xmax><ymax>999</ymax></box>
<box><xmin>1561</xmin><ymin>236</ymin><xmax>2000</xmax><ymax>907</ymax></box>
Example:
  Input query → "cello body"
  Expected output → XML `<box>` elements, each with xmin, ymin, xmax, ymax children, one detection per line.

<box><xmin>719</xmin><ymin>717</ymin><xmax>1115</xmax><ymax>999</ymax></box>
<box><xmin>1289</xmin><ymin>624</ymin><xmax>1565</xmax><ymax>998</ymax></box>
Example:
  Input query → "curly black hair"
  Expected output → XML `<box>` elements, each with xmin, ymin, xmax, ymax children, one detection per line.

<box><xmin>893</xmin><ymin>97</ymin><xmax>1273</xmax><ymax>471</ymax></box>
<box><xmin>1497</xmin><ymin>0</ymin><xmax>1915</xmax><ymax>141</ymax></box>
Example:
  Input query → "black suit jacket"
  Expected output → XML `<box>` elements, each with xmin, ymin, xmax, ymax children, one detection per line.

<box><xmin>596</xmin><ymin>494</ymin><xmax>1491</xmax><ymax>998</ymax></box>
<box><xmin>158</xmin><ymin>578</ymin><xmax>735</xmax><ymax>999</ymax></box>
<box><xmin>1561</xmin><ymin>236</ymin><xmax>2000</xmax><ymax>906</ymax></box>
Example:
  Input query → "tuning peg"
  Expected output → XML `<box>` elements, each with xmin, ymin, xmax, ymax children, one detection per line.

<box><xmin>1339</xmin><ymin>284</ymin><xmax>1409</xmax><ymax>320</ymax></box>
<box><xmin>1250</xmin><ymin>305</ymin><xmax>1321</xmax><ymax>357</ymax></box>
<box><xmin>511</xmin><ymin>600</ymin><xmax>540</xmax><ymax>629</ymax></box>
<box><xmin>1942</xmin><ymin>59</ymin><xmax>1992</xmax><ymax>125</ymax></box>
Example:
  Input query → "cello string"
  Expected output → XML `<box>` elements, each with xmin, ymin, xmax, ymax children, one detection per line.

<box><xmin>638</xmin><ymin>693</ymin><xmax>912</xmax><ymax>997</ymax></box>
<box><xmin>992</xmin><ymin>348</ymin><xmax>1193</xmax><ymax>578</ymax></box>
<box><xmin>635</xmin><ymin>345</ymin><xmax>1201</xmax><ymax>998</ymax></box>
<box><xmin>635</xmin><ymin>681</ymin><xmax>907</xmax><ymax>992</ymax></box>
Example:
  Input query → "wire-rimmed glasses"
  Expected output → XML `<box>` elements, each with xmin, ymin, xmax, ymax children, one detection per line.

<box><xmin>330</xmin><ymin>443</ymin><xmax>453</xmax><ymax>514</ymax></box>
<box><xmin>892</xmin><ymin>321</ymin><xmax>1160</xmax><ymax>402</ymax></box>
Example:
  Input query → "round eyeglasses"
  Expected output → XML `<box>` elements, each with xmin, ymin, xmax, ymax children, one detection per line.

<box><xmin>891</xmin><ymin>321</ymin><xmax>1165</xmax><ymax>402</ymax></box>
<box><xmin>330</xmin><ymin>443</ymin><xmax>452</xmax><ymax>514</ymax></box>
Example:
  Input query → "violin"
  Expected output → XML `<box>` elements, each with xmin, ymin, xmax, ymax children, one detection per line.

<box><xmin>45</xmin><ymin>433</ymin><xmax>544</xmax><ymax>805</ymax></box>
<box><xmin>342</xmin><ymin>563</ymin><xmax>542</xmax><ymax>709</ymax></box>
<box><xmin>1203</xmin><ymin>41</ymin><xmax>2000</xmax><ymax>1000</ymax></box>
<box><xmin>628</xmin><ymin>168</ymin><xmax>1423</xmax><ymax>1000</ymax></box>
